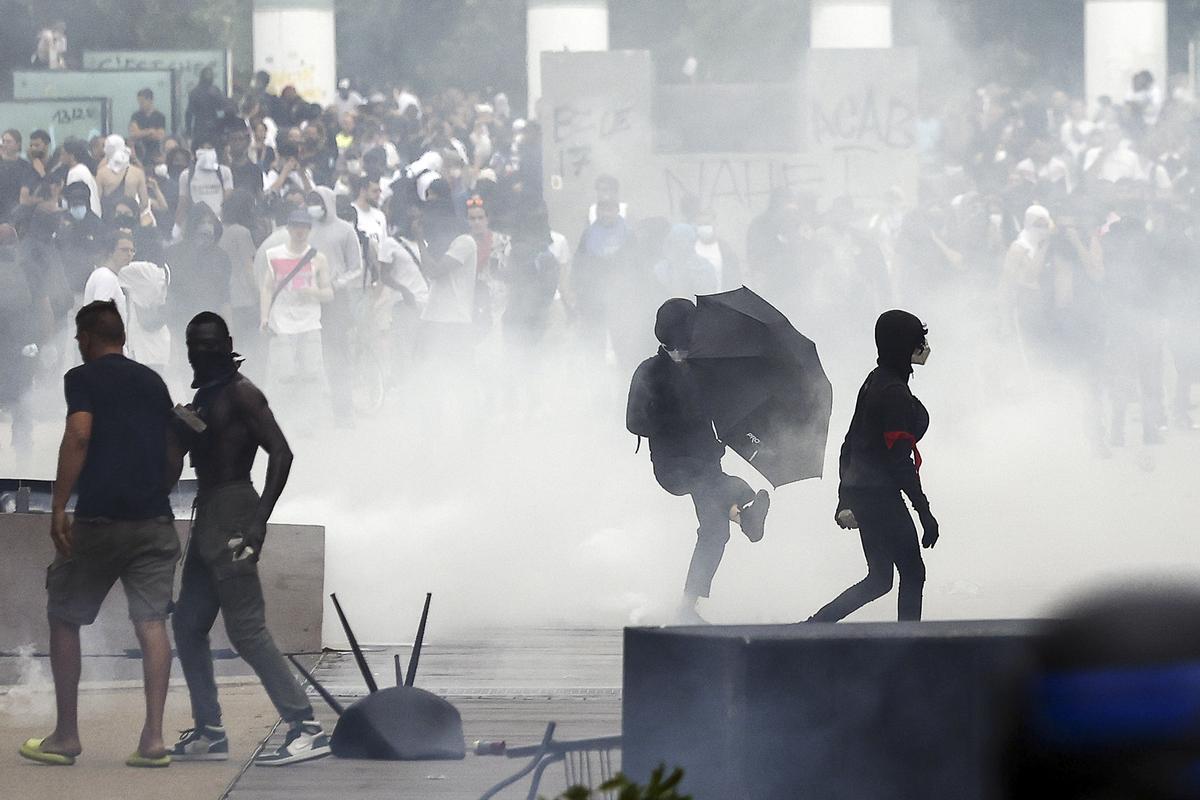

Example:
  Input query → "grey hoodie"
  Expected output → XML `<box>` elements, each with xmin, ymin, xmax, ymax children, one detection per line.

<box><xmin>253</xmin><ymin>187</ymin><xmax>364</xmax><ymax>292</ymax></box>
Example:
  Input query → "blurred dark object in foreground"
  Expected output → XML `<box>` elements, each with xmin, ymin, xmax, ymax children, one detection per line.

<box><xmin>1000</xmin><ymin>584</ymin><xmax>1200</xmax><ymax>800</ymax></box>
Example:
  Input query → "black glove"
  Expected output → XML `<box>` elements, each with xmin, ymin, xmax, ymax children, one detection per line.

<box><xmin>918</xmin><ymin>508</ymin><xmax>939</xmax><ymax>549</ymax></box>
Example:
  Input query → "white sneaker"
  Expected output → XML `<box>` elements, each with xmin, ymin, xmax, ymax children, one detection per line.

<box><xmin>169</xmin><ymin>725</ymin><xmax>229</xmax><ymax>761</ymax></box>
<box><xmin>255</xmin><ymin>721</ymin><xmax>331</xmax><ymax>766</ymax></box>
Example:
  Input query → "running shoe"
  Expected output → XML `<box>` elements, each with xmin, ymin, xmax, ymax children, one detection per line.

<box><xmin>169</xmin><ymin>725</ymin><xmax>229</xmax><ymax>761</ymax></box>
<box><xmin>255</xmin><ymin>721</ymin><xmax>330</xmax><ymax>766</ymax></box>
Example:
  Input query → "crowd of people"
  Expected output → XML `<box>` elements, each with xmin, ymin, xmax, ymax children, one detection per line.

<box><xmin>0</xmin><ymin>64</ymin><xmax>1197</xmax><ymax>457</ymax></box>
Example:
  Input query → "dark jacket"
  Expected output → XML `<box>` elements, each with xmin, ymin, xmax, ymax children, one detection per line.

<box><xmin>626</xmin><ymin>348</ymin><xmax>724</xmax><ymax>463</ymax></box>
<box><xmin>838</xmin><ymin>365</ymin><xmax>930</xmax><ymax>512</ymax></box>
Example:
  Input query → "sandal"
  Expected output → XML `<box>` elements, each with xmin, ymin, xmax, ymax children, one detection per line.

<box><xmin>18</xmin><ymin>737</ymin><xmax>77</xmax><ymax>766</ymax></box>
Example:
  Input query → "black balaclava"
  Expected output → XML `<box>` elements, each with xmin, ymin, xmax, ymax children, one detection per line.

<box><xmin>875</xmin><ymin>309</ymin><xmax>926</xmax><ymax>377</ymax></box>
<box><xmin>655</xmin><ymin>298</ymin><xmax>697</xmax><ymax>351</ymax></box>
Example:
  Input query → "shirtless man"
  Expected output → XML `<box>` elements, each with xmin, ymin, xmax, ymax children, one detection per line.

<box><xmin>169</xmin><ymin>311</ymin><xmax>330</xmax><ymax>766</ymax></box>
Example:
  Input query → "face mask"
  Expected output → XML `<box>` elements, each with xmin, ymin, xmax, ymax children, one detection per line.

<box><xmin>307</xmin><ymin>205</ymin><xmax>325</xmax><ymax>220</ymax></box>
<box><xmin>155</xmin><ymin>163</ymin><xmax>169</xmax><ymax>179</ymax></box>
<box><xmin>189</xmin><ymin>350</ymin><xmax>237</xmax><ymax>389</ymax></box>
<box><xmin>69</xmin><ymin>205</ymin><xmax>87</xmax><ymax>221</ymax></box>
<box><xmin>195</xmin><ymin>149</ymin><xmax>218</xmax><ymax>171</ymax></box>
<box><xmin>696</xmin><ymin>225</ymin><xmax>716</xmax><ymax>243</ymax></box>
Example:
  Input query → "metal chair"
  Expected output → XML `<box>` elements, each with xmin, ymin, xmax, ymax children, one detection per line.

<box><xmin>479</xmin><ymin>721</ymin><xmax>622</xmax><ymax>800</ymax></box>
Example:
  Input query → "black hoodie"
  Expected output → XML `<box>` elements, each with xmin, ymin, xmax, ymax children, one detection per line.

<box><xmin>837</xmin><ymin>310</ymin><xmax>930</xmax><ymax>513</ymax></box>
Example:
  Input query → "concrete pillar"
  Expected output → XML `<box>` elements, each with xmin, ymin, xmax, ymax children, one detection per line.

<box><xmin>810</xmin><ymin>0</ymin><xmax>892</xmax><ymax>48</ymax></box>
<box><xmin>1085</xmin><ymin>0</ymin><xmax>1167</xmax><ymax>108</ymax></box>
<box><xmin>527</xmin><ymin>0</ymin><xmax>609</xmax><ymax>118</ymax></box>
<box><xmin>253</xmin><ymin>0</ymin><xmax>338</xmax><ymax>108</ymax></box>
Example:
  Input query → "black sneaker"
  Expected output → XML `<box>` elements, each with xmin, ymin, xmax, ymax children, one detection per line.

<box><xmin>255</xmin><ymin>721</ymin><xmax>331</xmax><ymax>766</ymax></box>
<box><xmin>739</xmin><ymin>490</ymin><xmax>771</xmax><ymax>543</ymax></box>
<box><xmin>169</xmin><ymin>725</ymin><xmax>229</xmax><ymax>761</ymax></box>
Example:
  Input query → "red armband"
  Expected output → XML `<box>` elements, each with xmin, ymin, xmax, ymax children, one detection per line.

<box><xmin>883</xmin><ymin>430</ymin><xmax>922</xmax><ymax>472</ymax></box>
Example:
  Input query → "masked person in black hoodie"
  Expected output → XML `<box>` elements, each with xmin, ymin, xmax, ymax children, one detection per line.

<box><xmin>809</xmin><ymin>310</ymin><xmax>939</xmax><ymax>623</ymax></box>
<box><xmin>627</xmin><ymin>299</ymin><xmax>770</xmax><ymax>624</ymax></box>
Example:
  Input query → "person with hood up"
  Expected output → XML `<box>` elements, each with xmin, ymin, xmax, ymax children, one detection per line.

<box><xmin>165</xmin><ymin>205</ymin><xmax>231</xmax><ymax>367</ymax></box>
<box><xmin>117</xmin><ymin>254</ymin><xmax>171</xmax><ymax>375</ymax></box>
<box><xmin>626</xmin><ymin>299</ymin><xmax>771</xmax><ymax>624</ymax></box>
<box><xmin>186</xmin><ymin>67</ymin><xmax>226</xmax><ymax>150</ymax></box>
<box><xmin>653</xmin><ymin>223</ymin><xmax>719</xmax><ymax>300</ymax></box>
<box><xmin>808</xmin><ymin>310</ymin><xmax>939</xmax><ymax>622</ymax></box>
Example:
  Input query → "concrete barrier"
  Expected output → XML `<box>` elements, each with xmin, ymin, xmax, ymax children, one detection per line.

<box><xmin>623</xmin><ymin>621</ymin><xmax>1035</xmax><ymax>800</ymax></box>
<box><xmin>0</xmin><ymin>513</ymin><xmax>323</xmax><ymax>657</ymax></box>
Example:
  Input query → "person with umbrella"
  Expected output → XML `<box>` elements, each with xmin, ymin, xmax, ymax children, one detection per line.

<box><xmin>627</xmin><ymin>298</ymin><xmax>772</xmax><ymax>624</ymax></box>
<box><xmin>809</xmin><ymin>310</ymin><xmax>939</xmax><ymax>623</ymax></box>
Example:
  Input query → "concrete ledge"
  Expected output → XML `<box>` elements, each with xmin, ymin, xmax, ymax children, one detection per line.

<box><xmin>0</xmin><ymin>513</ymin><xmax>324</xmax><ymax>658</ymax></box>
<box><xmin>623</xmin><ymin>621</ymin><xmax>1036</xmax><ymax>800</ymax></box>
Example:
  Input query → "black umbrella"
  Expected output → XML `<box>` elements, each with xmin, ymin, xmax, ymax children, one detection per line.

<box><xmin>688</xmin><ymin>286</ymin><xmax>833</xmax><ymax>487</ymax></box>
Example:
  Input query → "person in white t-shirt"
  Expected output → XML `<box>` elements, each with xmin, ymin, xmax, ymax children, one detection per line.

<box><xmin>83</xmin><ymin>232</ymin><xmax>134</xmax><ymax>325</ymax></box>
<box><xmin>260</xmin><ymin>211</ymin><xmax>333</xmax><ymax>409</ymax></box>
<box><xmin>373</xmin><ymin>205</ymin><xmax>430</xmax><ymax>382</ymax></box>
<box><xmin>175</xmin><ymin>143</ymin><xmax>234</xmax><ymax>230</ymax></box>
<box><xmin>417</xmin><ymin>179</ymin><xmax>476</xmax><ymax>360</ymax></box>
<box><xmin>351</xmin><ymin>175</ymin><xmax>388</xmax><ymax>248</ymax></box>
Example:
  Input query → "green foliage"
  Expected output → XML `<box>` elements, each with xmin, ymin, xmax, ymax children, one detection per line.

<box><xmin>543</xmin><ymin>765</ymin><xmax>691</xmax><ymax>800</ymax></box>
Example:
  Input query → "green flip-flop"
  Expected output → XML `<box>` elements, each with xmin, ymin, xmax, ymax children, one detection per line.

<box><xmin>18</xmin><ymin>737</ymin><xmax>77</xmax><ymax>766</ymax></box>
<box><xmin>125</xmin><ymin>751</ymin><xmax>171</xmax><ymax>768</ymax></box>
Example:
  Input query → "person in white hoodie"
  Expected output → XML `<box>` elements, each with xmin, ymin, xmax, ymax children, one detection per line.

<box><xmin>118</xmin><ymin>259</ymin><xmax>171</xmax><ymax>374</ymax></box>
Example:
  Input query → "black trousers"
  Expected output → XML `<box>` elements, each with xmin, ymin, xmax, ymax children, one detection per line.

<box><xmin>654</xmin><ymin>456</ymin><xmax>754</xmax><ymax>599</ymax></box>
<box><xmin>812</xmin><ymin>492</ymin><xmax>925</xmax><ymax>622</ymax></box>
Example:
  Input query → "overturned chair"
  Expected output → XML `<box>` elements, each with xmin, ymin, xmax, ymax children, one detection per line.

<box><xmin>479</xmin><ymin>721</ymin><xmax>622</xmax><ymax>800</ymax></box>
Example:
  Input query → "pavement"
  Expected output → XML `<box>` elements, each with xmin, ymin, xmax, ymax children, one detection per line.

<box><xmin>0</xmin><ymin>628</ymin><xmax>624</xmax><ymax>800</ymax></box>
<box><xmin>0</xmin><ymin>678</ymin><xmax>280</xmax><ymax>800</ymax></box>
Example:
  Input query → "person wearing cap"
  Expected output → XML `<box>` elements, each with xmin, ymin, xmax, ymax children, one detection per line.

<box><xmin>59</xmin><ymin>181</ymin><xmax>107</xmax><ymax>292</ymax></box>
<box><xmin>626</xmin><ymin>299</ymin><xmax>771</xmax><ymax>624</ymax></box>
<box><xmin>332</xmin><ymin>78</ymin><xmax>365</xmax><ymax>118</ymax></box>
<box><xmin>808</xmin><ymin>310</ymin><xmax>940</xmax><ymax>623</ymax></box>
<box><xmin>259</xmin><ymin>209</ymin><xmax>332</xmax><ymax>417</ymax></box>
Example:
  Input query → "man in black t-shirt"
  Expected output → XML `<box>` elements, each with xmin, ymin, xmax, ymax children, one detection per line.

<box><xmin>0</xmin><ymin>129</ymin><xmax>37</xmax><ymax>222</ymax></box>
<box><xmin>129</xmin><ymin>88</ymin><xmax>167</xmax><ymax>166</ymax></box>
<box><xmin>227</xmin><ymin>124</ymin><xmax>264</xmax><ymax>196</ymax></box>
<box><xmin>20</xmin><ymin>301</ymin><xmax>181</xmax><ymax>768</ymax></box>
